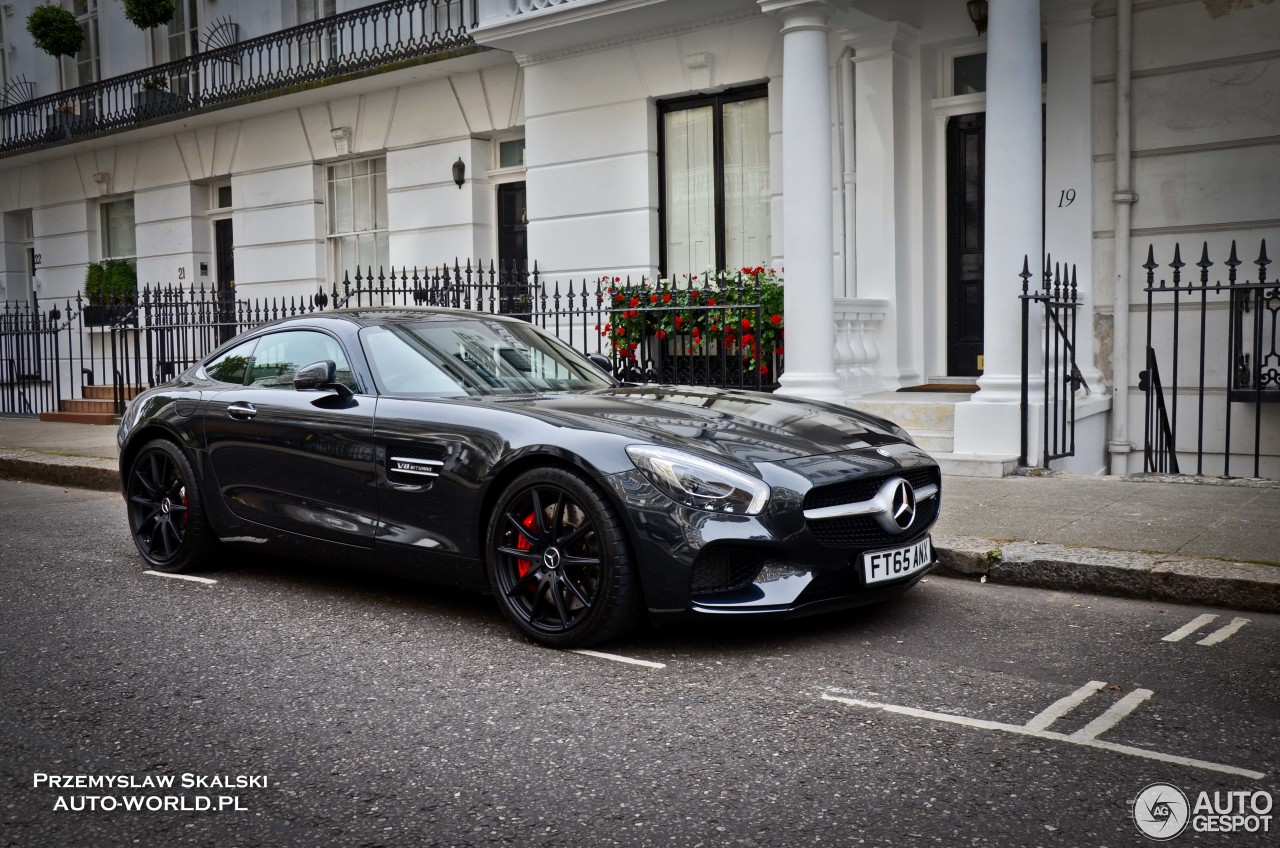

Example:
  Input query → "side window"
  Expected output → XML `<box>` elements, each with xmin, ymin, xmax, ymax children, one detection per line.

<box><xmin>246</xmin><ymin>331</ymin><xmax>356</xmax><ymax>390</ymax></box>
<box><xmin>204</xmin><ymin>340</ymin><xmax>257</xmax><ymax>385</ymax></box>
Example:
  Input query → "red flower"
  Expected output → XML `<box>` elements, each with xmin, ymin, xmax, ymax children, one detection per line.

<box><xmin>741</xmin><ymin>318</ymin><xmax>751</xmax><ymax>330</ymax></box>
<box><xmin>614</xmin><ymin>294</ymin><xmax>624</xmax><ymax>304</ymax></box>
<box><xmin>613</xmin><ymin>276</ymin><xmax>621</xmax><ymax>283</ymax></box>
<box><xmin>656</xmin><ymin>329</ymin><xmax>667</xmax><ymax>340</ymax></box>
<box><xmin>770</xmin><ymin>314</ymin><xmax>782</xmax><ymax>326</ymax></box>
<box><xmin>689</xmin><ymin>290</ymin><xmax>699</xmax><ymax>300</ymax></box>
<box><xmin>650</xmin><ymin>295</ymin><xmax>658</xmax><ymax>304</ymax></box>
<box><xmin>628</xmin><ymin>310</ymin><xmax>638</xmax><ymax>319</ymax></box>
<box><xmin>629</xmin><ymin>297</ymin><xmax>641</xmax><ymax>308</ymax></box>
<box><xmin>742</xmin><ymin>333</ymin><xmax>754</xmax><ymax>346</ymax></box>
<box><xmin>760</xmin><ymin>364</ymin><xmax>769</xmax><ymax>375</ymax></box>
<box><xmin>708</xmin><ymin>298</ymin><xmax>717</xmax><ymax>306</ymax></box>
<box><xmin>662</xmin><ymin>292</ymin><xmax>671</xmax><ymax>303</ymax></box>
<box><xmin>777</xmin><ymin>347</ymin><xmax>784</xmax><ymax>355</ymax></box>
<box><xmin>616</xmin><ymin>326</ymin><xmax>626</xmax><ymax>336</ymax></box>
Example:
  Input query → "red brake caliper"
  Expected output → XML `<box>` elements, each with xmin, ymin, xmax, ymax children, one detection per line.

<box><xmin>515</xmin><ymin>512</ymin><xmax>538</xmax><ymax>585</ymax></box>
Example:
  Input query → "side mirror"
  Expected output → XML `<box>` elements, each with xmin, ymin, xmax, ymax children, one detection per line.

<box><xmin>294</xmin><ymin>360</ymin><xmax>353</xmax><ymax>398</ymax></box>
<box><xmin>587</xmin><ymin>353</ymin><xmax>614</xmax><ymax>375</ymax></box>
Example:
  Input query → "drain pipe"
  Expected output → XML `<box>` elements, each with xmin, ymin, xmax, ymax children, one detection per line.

<box><xmin>839</xmin><ymin>46</ymin><xmax>856</xmax><ymax>297</ymax></box>
<box><xmin>1108</xmin><ymin>0</ymin><xmax>1136</xmax><ymax>474</ymax></box>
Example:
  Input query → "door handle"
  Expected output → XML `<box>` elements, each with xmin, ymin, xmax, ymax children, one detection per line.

<box><xmin>226</xmin><ymin>402</ymin><xmax>256</xmax><ymax>420</ymax></box>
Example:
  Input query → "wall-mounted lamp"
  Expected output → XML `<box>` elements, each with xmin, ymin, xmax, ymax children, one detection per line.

<box><xmin>967</xmin><ymin>0</ymin><xmax>988</xmax><ymax>36</ymax></box>
<box><xmin>452</xmin><ymin>157</ymin><xmax>466</xmax><ymax>189</ymax></box>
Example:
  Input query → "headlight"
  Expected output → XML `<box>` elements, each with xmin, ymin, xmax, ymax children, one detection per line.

<box><xmin>625</xmin><ymin>445</ymin><xmax>769</xmax><ymax>515</ymax></box>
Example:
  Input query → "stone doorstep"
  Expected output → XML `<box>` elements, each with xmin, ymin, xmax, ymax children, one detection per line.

<box><xmin>934</xmin><ymin>535</ymin><xmax>1280</xmax><ymax>614</ymax></box>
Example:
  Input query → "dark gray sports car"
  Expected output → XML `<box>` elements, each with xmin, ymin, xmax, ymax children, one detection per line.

<box><xmin>118</xmin><ymin>308</ymin><xmax>940</xmax><ymax>647</ymax></box>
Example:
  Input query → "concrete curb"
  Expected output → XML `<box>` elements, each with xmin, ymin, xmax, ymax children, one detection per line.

<box><xmin>934</xmin><ymin>535</ymin><xmax>1280</xmax><ymax>614</ymax></box>
<box><xmin>0</xmin><ymin>450</ymin><xmax>120</xmax><ymax>492</ymax></box>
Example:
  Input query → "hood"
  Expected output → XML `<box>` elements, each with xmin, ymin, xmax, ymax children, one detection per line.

<box><xmin>480</xmin><ymin>385</ymin><xmax>907</xmax><ymax>465</ymax></box>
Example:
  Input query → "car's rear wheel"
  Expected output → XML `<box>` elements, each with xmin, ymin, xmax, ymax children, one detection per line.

<box><xmin>486</xmin><ymin>468</ymin><xmax>642</xmax><ymax>648</ymax></box>
<box><xmin>125</xmin><ymin>439</ymin><xmax>213</xmax><ymax>573</ymax></box>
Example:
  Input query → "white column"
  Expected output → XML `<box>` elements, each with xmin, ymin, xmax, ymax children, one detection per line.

<box><xmin>1044</xmin><ymin>0</ymin><xmax>1100</xmax><ymax>390</ymax></box>
<box><xmin>760</xmin><ymin>0</ymin><xmax>842</xmax><ymax>402</ymax></box>
<box><xmin>953</xmin><ymin>0</ymin><xmax>1043</xmax><ymax>457</ymax></box>
<box><xmin>847</xmin><ymin>23</ymin><xmax>919</xmax><ymax>391</ymax></box>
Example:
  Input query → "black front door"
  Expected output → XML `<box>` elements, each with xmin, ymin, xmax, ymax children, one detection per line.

<box><xmin>497</xmin><ymin>182</ymin><xmax>529</xmax><ymax>316</ymax></box>
<box><xmin>946</xmin><ymin>112</ymin><xmax>985</xmax><ymax>377</ymax></box>
<box><xmin>214</xmin><ymin>218</ymin><xmax>235</xmax><ymax>344</ymax></box>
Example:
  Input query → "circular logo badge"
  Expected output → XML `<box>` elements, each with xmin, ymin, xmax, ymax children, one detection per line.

<box><xmin>890</xmin><ymin>480</ymin><xmax>917</xmax><ymax>530</ymax></box>
<box><xmin>1133</xmin><ymin>783</ymin><xmax>1189</xmax><ymax>841</ymax></box>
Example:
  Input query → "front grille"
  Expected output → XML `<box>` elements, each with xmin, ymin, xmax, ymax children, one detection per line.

<box><xmin>690</xmin><ymin>548</ymin><xmax>765</xmax><ymax>595</ymax></box>
<box><xmin>804</xmin><ymin>465</ymin><xmax>941</xmax><ymax>549</ymax></box>
<box><xmin>803</xmin><ymin>465</ymin><xmax>940</xmax><ymax>511</ymax></box>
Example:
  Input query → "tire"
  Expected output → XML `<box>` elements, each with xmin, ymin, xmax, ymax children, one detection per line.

<box><xmin>124</xmin><ymin>438</ymin><xmax>214</xmax><ymax>573</ymax></box>
<box><xmin>485</xmin><ymin>468</ymin><xmax>643</xmax><ymax>648</ymax></box>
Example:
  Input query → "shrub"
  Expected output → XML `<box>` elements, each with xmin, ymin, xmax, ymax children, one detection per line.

<box><xmin>84</xmin><ymin>259</ymin><xmax>137</xmax><ymax>304</ymax></box>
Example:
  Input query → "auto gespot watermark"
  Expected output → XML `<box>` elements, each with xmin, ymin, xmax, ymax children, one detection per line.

<box><xmin>32</xmin><ymin>772</ymin><xmax>268</xmax><ymax>812</ymax></box>
<box><xmin>1133</xmin><ymin>782</ymin><xmax>1273</xmax><ymax>840</ymax></box>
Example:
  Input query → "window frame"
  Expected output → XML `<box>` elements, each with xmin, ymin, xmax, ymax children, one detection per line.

<box><xmin>325</xmin><ymin>155</ymin><xmax>389</xmax><ymax>283</ymax></box>
<box><xmin>65</xmin><ymin>0</ymin><xmax>101</xmax><ymax>90</ymax></box>
<box><xmin>99</xmin><ymin>197</ymin><xmax>136</xmax><ymax>264</ymax></box>
<box><xmin>657</xmin><ymin>83</ymin><xmax>769</xmax><ymax>278</ymax></box>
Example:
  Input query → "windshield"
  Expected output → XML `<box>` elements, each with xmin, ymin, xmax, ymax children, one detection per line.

<box><xmin>360</xmin><ymin>317</ymin><xmax>615</xmax><ymax>397</ymax></box>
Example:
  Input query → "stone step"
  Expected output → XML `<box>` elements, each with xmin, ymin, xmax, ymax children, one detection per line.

<box><xmin>81</xmin><ymin>384</ymin><xmax>146</xmax><ymax>401</ymax></box>
<box><xmin>39</xmin><ymin>410</ymin><xmax>119</xmax><ymax>426</ymax></box>
<box><xmin>60</xmin><ymin>398</ymin><xmax>118</xmax><ymax>414</ymax></box>
<box><xmin>931</xmin><ymin>452</ymin><xmax>1019</xmax><ymax>478</ymax></box>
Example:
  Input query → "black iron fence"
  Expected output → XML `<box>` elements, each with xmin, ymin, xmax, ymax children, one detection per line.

<box><xmin>1</xmin><ymin>262</ymin><xmax>784</xmax><ymax>419</ymax></box>
<box><xmin>1020</xmin><ymin>256</ymin><xmax>1088</xmax><ymax>467</ymax></box>
<box><xmin>0</xmin><ymin>0</ymin><xmax>478</xmax><ymax>156</ymax></box>
<box><xmin>1140</xmin><ymin>240</ymin><xmax>1277</xmax><ymax>478</ymax></box>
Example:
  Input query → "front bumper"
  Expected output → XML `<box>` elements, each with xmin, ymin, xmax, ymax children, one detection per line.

<box><xmin>598</xmin><ymin>445</ymin><xmax>941</xmax><ymax>621</ymax></box>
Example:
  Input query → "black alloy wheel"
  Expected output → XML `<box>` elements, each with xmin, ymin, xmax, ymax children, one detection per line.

<box><xmin>126</xmin><ymin>439</ymin><xmax>213</xmax><ymax>573</ymax></box>
<box><xmin>486</xmin><ymin>468</ymin><xmax>641</xmax><ymax>648</ymax></box>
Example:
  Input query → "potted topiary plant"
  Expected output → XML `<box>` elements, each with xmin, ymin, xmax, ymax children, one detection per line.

<box><xmin>134</xmin><ymin>74</ymin><xmax>178</xmax><ymax>119</ymax></box>
<box><xmin>122</xmin><ymin>0</ymin><xmax>176</xmax><ymax>31</ymax></box>
<box><xmin>83</xmin><ymin>259</ymin><xmax>138</xmax><ymax>326</ymax></box>
<box><xmin>26</xmin><ymin>3</ymin><xmax>84</xmax><ymax>59</ymax></box>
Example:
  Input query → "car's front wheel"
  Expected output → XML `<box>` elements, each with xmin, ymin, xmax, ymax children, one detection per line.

<box><xmin>125</xmin><ymin>438</ymin><xmax>214</xmax><ymax>573</ymax></box>
<box><xmin>486</xmin><ymin>468</ymin><xmax>642</xmax><ymax>648</ymax></box>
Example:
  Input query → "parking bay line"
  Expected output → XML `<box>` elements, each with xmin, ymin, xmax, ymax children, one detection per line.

<box><xmin>572</xmin><ymin>649</ymin><xmax>666</xmax><ymax>669</ymax></box>
<box><xmin>1162</xmin><ymin>613</ymin><xmax>1218</xmax><ymax>642</ymax></box>
<box><xmin>143</xmin><ymin>570</ymin><xmax>217</xmax><ymax>585</ymax></box>
<box><xmin>819</xmin><ymin>692</ymin><xmax>1264</xmax><ymax>779</ymax></box>
<box><xmin>1198</xmin><ymin>617</ymin><xmax>1250</xmax><ymax>646</ymax></box>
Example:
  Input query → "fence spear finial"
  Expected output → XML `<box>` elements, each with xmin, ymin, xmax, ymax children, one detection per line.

<box><xmin>1019</xmin><ymin>255</ymin><xmax>1031</xmax><ymax>293</ymax></box>
<box><xmin>1258</xmin><ymin>239</ymin><xmax>1270</xmax><ymax>283</ymax></box>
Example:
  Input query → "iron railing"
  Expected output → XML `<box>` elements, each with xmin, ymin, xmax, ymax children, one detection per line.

<box><xmin>1</xmin><ymin>262</ymin><xmax>783</xmax><ymax>419</ymax></box>
<box><xmin>1141</xmin><ymin>240</ymin><xmax>1277</xmax><ymax>478</ymax></box>
<box><xmin>0</xmin><ymin>299</ymin><xmax>63</xmax><ymax>416</ymax></box>
<box><xmin>1020</xmin><ymin>256</ymin><xmax>1087</xmax><ymax>467</ymax></box>
<box><xmin>0</xmin><ymin>0</ymin><xmax>479</xmax><ymax>156</ymax></box>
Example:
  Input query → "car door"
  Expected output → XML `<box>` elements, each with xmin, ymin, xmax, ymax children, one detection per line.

<box><xmin>203</xmin><ymin>328</ymin><xmax>378</xmax><ymax>547</ymax></box>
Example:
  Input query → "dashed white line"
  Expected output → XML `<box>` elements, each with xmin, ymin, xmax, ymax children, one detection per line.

<box><xmin>1071</xmin><ymin>688</ymin><xmax>1153</xmax><ymax>741</ymax></box>
<box><xmin>1024</xmin><ymin>680</ymin><xmax>1106</xmax><ymax>732</ymax></box>
<box><xmin>143</xmin><ymin>570</ymin><xmax>217</xmax><ymax>585</ymax></box>
<box><xmin>572</xmin><ymin>650</ymin><xmax>665</xmax><ymax>669</ymax></box>
<box><xmin>1162</xmin><ymin>613</ymin><xmax>1218</xmax><ymax>642</ymax></box>
<box><xmin>1197</xmin><ymin>617</ymin><xmax>1250</xmax><ymax>646</ymax></box>
<box><xmin>819</xmin><ymin>692</ymin><xmax>1263</xmax><ymax>779</ymax></box>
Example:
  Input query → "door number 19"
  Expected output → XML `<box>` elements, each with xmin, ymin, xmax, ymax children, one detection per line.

<box><xmin>1057</xmin><ymin>189</ymin><xmax>1076</xmax><ymax>207</ymax></box>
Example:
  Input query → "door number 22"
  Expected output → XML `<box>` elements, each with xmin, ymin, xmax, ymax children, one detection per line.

<box><xmin>1057</xmin><ymin>189</ymin><xmax>1076</xmax><ymax>207</ymax></box>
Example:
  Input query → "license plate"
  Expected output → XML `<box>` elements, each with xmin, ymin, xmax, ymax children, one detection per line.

<box><xmin>863</xmin><ymin>536</ymin><xmax>933</xmax><ymax>585</ymax></box>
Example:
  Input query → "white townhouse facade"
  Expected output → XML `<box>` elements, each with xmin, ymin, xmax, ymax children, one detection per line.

<box><xmin>0</xmin><ymin>0</ymin><xmax>1277</xmax><ymax>477</ymax></box>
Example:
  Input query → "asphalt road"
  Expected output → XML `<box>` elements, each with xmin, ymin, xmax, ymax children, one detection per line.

<box><xmin>2</xmin><ymin>480</ymin><xmax>1276</xmax><ymax>847</ymax></box>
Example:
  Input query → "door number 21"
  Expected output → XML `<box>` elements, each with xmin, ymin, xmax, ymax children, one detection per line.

<box><xmin>1057</xmin><ymin>189</ymin><xmax>1076</xmax><ymax>207</ymax></box>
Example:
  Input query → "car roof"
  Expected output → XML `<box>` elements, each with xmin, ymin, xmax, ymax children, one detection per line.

<box><xmin>263</xmin><ymin>306</ymin><xmax>530</xmax><ymax>330</ymax></box>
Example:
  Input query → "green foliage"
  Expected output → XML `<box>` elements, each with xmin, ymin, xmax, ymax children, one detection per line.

<box><xmin>122</xmin><ymin>0</ymin><xmax>176</xmax><ymax>30</ymax></box>
<box><xmin>141</xmin><ymin>74</ymin><xmax>169</xmax><ymax>91</ymax></box>
<box><xmin>84</xmin><ymin>259</ymin><xmax>137</xmax><ymax>304</ymax></box>
<box><xmin>598</xmin><ymin>266</ymin><xmax>785</xmax><ymax>377</ymax></box>
<box><xmin>26</xmin><ymin>4</ymin><xmax>84</xmax><ymax>59</ymax></box>
<box><xmin>986</xmin><ymin>549</ymin><xmax>1003</xmax><ymax>563</ymax></box>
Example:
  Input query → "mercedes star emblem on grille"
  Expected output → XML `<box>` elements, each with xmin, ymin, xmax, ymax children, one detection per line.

<box><xmin>890</xmin><ymin>480</ymin><xmax>917</xmax><ymax>530</ymax></box>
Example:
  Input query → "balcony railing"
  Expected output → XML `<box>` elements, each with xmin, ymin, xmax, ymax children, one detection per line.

<box><xmin>0</xmin><ymin>0</ymin><xmax>479</xmax><ymax>156</ymax></box>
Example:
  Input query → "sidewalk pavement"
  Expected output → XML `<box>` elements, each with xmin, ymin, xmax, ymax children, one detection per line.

<box><xmin>0</xmin><ymin>417</ymin><xmax>1276</xmax><ymax>614</ymax></box>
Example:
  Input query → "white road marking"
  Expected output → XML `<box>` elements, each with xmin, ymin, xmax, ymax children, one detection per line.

<box><xmin>1197</xmin><ymin>617</ymin><xmax>1250</xmax><ymax>646</ymax></box>
<box><xmin>572</xmin><ymin>649</ymin><xmax>665</xmax><ymax>669</ymax></box>
<box><xmin>1071</xmin><ymin>688</ymin><xmax>1153</xmax><ymax>741</ymax></box>
<box><xmin>819</xmin><ymin>692</ymin><xmax>1264</xmax><ymax>779</ymax></box>
<box><xmin>1162</xmin><ymin>613</ymin><xmax>1218</xmax><ymax>642</ymax></box>
<box><xmin>1024</xmin><ymin>680</ymin><xmax>1106</xmax><ymax>732</ymax></box>
<box><xmin>143</xmin><ymin>570</ymin><xmax>217</xmax><ymax>585</ymax></box>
